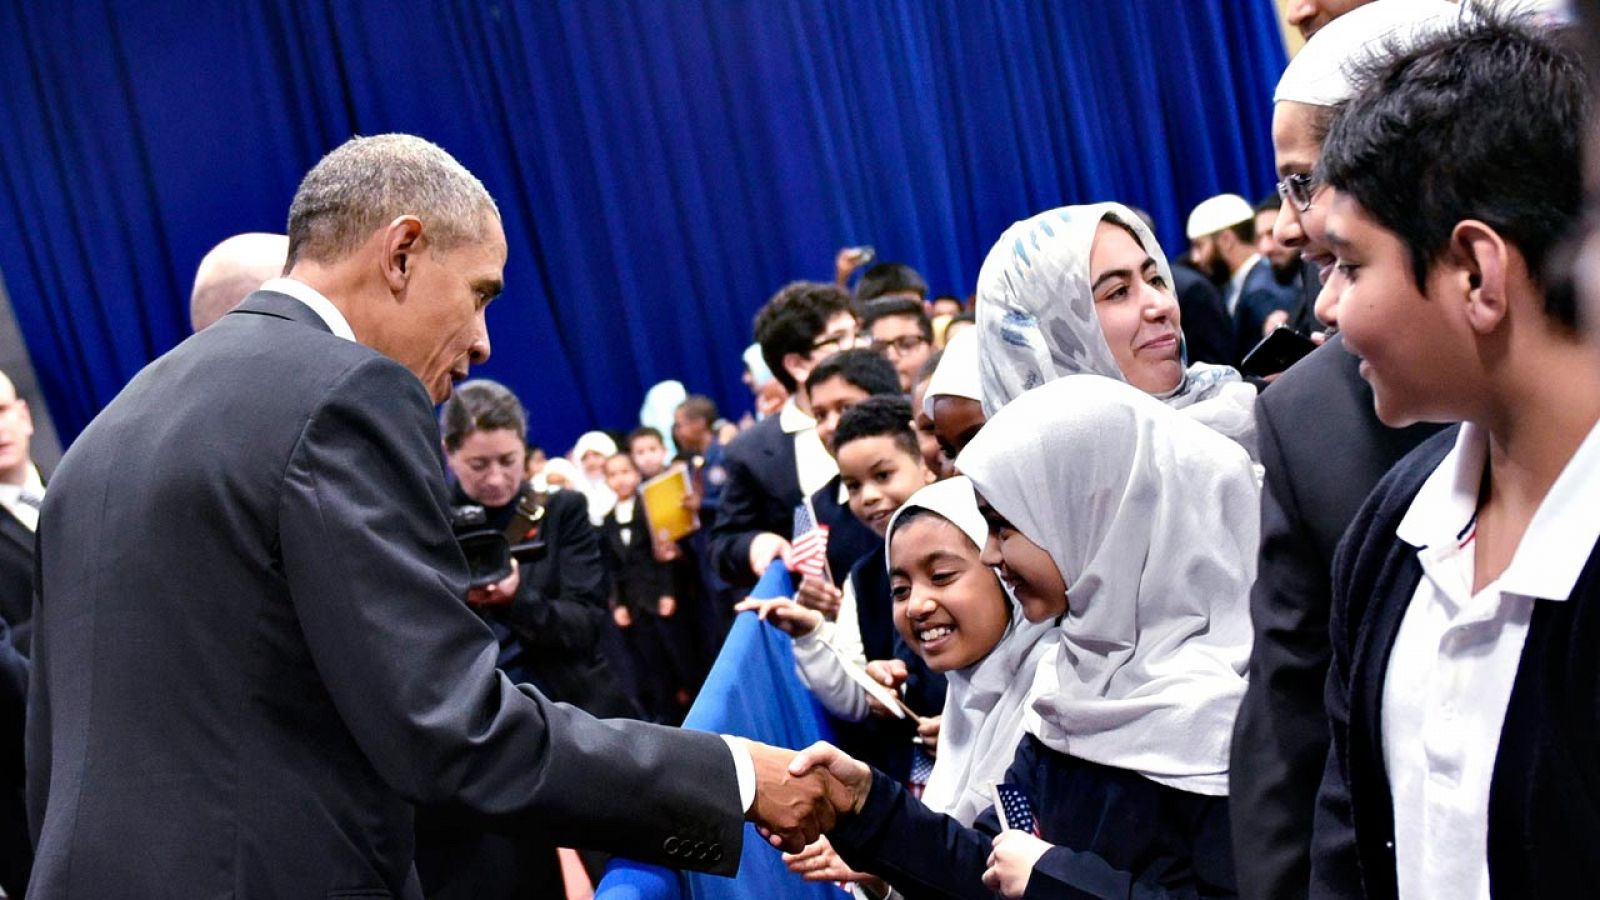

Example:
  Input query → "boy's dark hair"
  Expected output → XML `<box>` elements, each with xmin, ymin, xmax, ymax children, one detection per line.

<box><xmin>626</xmin><ymin>426</ymin><xmax>664</xmax><ymax>451</ymax></box>
<box><xmin>931</xmin><ymin>293</ymin><xmax>965</xmax><ymax>311</ymax></box>
<box><xmin>860</xmin><ymin>296</ymin><xmax>934</xmax><ymax>341</ymax></box>
<box><xmin>855</xmin><ymin>262</ymin><xmax>929</xmax><ymax>302</ymax></box>
<box><xmin>915</xmin><ymin>349</ymin><xmax>944</xmax><ymax>385</ymax></box>
<box><xmin>677</xmin><ymin>394</ymin><xmax>718</xmax><ymax>426</ymax></box>
<box><xmin>605</xmin><ymin>451</ymin><xmax>638</xmax><ymax>473</ymax></box>
<box><xmin>753</xmin><ymin>281</ymin><xmax>855</xmax><ymax>392</ymax></box>
<box><xmin>804</xmin><ymin>348</ymin><xmax>901</xmax><ymax>398</ymax></box>
<box><xmin>833</xmin><ymin>396</ymin><xmax>919</xmax><ymax>459</ymax></box>
<box><xmin>1317</xmin><ymin>11</ymin><xmax>1585</xmax><ymax>327</ymax></box>
<box><xmin>441</xmin><ymin>379</ymin><xmax>526</xmax><ymax>452</ymax></box>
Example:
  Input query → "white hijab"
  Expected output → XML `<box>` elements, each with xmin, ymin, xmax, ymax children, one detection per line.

<box><xmin>974</xmin><ymin>202</ymin><xmax>1258</xmax><ymax>460</ymax></box>
<box><xmin>885</xmin><ymin>477</ymin><xmax>1056</xmax><ymax>826</ymax></box>
<box><xmin>957</xmin><ymin>375</ymin><xmax>1258</xmax><ymax>796</ymax></box>
<box><xmin>570</xmin><ymin>430</ymin><xmax>620</xmax><ymax>524</ymax></box>
<box><xmin>921</xmin><ymin>328</ymin><xmax>982</xmax><ymax>420</ymax></box>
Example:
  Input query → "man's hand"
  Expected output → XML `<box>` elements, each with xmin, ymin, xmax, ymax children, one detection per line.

<box><xmin>612</xmin><ymin>605</ymin><xmax>633</xmax><ymax>628</ymax></box>
<box><xmin>749</xmin><ymin>532</ymin><xmax>792</xmax><ymax>576</ymax></box>
<box><xmin>983</xmin><ymin>830</ymin><xmax>1053</xmax><ymax>898</ymax></box>
<box><xmin>745</xmin><ymin>741</ymin><xmax>853</xmax><ymax>852</ymax></box>
<box><xmin>734</xmin><ymin>596</ymin><xmax>822</xmax><ymax>638</ymax></box>
<box><xmin>835</xmin><ymin>246</ymin><xmax>872</xmax><ymax>287</ymax></box>
<box><xmin>786</xmin><ymin>741</ymin><xmax>871</xmax><ymax>823</ymax></box>
<box><xmin>795</xmin><ymin>575</ymin><xmax>842</xmax><ymax>620</ymax></box>
<box><xmin>466</xmin><ymin>560</ymin><xmax>519</xmax><ymax>607</ymax></box>
<box><xmin>658</xmin><ymin>594</ymin><xmax>677</xmax><ymax>617</ymax></box>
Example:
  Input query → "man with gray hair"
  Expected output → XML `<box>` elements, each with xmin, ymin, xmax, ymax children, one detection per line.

<box><xmin>188</xmin><ymin>232</ymin><xmax>288</xmax><ymax>332</ymax></box>
<box><xmin>26</xmin><ymin>134</ymin><xmax>843</xmax><ymax>898</ymax></box>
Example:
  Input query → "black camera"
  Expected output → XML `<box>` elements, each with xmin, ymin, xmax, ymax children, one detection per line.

<box><xmin>449</xmin><ymin>504</ymin><xmax>513</xmax><ymax>588</ymax></box>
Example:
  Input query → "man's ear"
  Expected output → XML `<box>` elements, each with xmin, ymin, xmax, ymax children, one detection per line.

<box><xmin>1450</xmin><ymin>220</ymin><xmax>1510</xmax><ymax>336</ymax></box>
<box><xmin>381</xmin><ymin>215</ymin><xmax>425</xmax><ymax>294</ymax></box>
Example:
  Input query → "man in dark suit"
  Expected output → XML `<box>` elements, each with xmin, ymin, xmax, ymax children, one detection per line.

<box><xmin>26</xmin><ymin>134</ymin><xmax>842</xmax><ymax>898</ymax></box>
<box><xmin>0</xmin><ymin>614</ymin><xmax>28</xmax><ymax>897</ymax></box>
<box><xmin>0</xmin><ymin>369</ymin><xmax>43</xmax><ymax>656</ymax></box>
<box><xmin>1229</xmin><ymin>336</ymin><xmax>1440</xmax><ymax>898</ymax></box>
<box><xmin>710</xmin><ymin>281</ymin><xmax>857</xmax><ymax>587</ymax></box>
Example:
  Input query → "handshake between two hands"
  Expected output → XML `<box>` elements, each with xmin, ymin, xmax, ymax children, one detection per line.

<box><xmin>742</xmin><ymin>740</ymin><xmax>870</xmax><ymax>852</ymax></box>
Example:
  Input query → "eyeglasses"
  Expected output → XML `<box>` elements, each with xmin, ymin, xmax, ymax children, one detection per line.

<box><xmin>810</xmin><ymin>331</ymin><xmax>857</xmax><ymax>355</ymax></box>
<box><xmin>1276</xmin><ymin>172</ymin><xmax>1316</xmax><ymax>213</ymax></box>
<box><xmin>870</xmin><ymin>334</ymin><xmax>929</xmax><ymax>357</ymax></box>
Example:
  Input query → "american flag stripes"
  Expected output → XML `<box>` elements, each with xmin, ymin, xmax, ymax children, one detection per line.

<box><xmin>790</xmin><ymin>502</ymin><xmax>831</xmax><ymax>581</ymax></box>
<box><xmin>994</xmin><ymin>783</ymin><xmax>1042</xmax><ymax>837</ymax></box>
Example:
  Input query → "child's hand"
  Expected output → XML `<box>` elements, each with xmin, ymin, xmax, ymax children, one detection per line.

<box><xmin>612</xmin><ymin>606</ymin><xmax>633</xmax><ymax>629</ymax></box>
<box><xmin>916</xmin><ymin>715</ymin><xmax>942</xmax><ymax>758</ymax></box>
<box><xmin>794</xmin><ymin>576</ymin><xmax>842</xmax><ymax>621</ymax></box>
<box><xmin>657</xmin><ymin>594</ymin><xmax>677</xmax><ymax>617</ymax></box>
<box><xmin>652</xmin><ymin>530</ymin><xmax>681</xmax><ymax>563</ymax></box>
<box><xmin>862</xmin><ymin>659</ymin><xmax>908</xmax><ymax>719</ymax></box>
<box><xmin>734</xmin><ymin>597</ymin><xmax>822</xmax><ymax>638</ymax></box>
<box><xmin>782</xmin><ymin>836</ymin><xmax>883</xmax><ymax>887</ymax></box>
<box><xmin>983</xmin><ymin>831</ymin><xmax>1053</xmax><ymax>899</ymax></box>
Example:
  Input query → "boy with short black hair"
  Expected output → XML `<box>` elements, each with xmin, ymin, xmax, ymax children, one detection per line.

<box><xmin>861</xmin><ymin>296</ymin><xmax>934</xmax><ymax>392</ymax></box>
<box><xmin>625</xmin><ymin>426</ymin><xmax>668</xmax><ymax>481</ymax></box>
<box><xmin>1311</xmin><ymin>14</ymin><xmax>1600</xmax><ymax>898</ymax></box>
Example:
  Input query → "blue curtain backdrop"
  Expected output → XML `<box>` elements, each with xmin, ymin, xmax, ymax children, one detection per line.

<box><xmin>0</xmin><ymin>1</ymin><xmax>1286</xmax><ymax>451</ymax></box>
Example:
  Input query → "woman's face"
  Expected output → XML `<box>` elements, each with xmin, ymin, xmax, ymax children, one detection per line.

<box><xmin>448</xmin><ymin>428</ymin><xmax>526</xmax><ymax>509</ymax></box>
<box><xmin>890</xmin><ymin>515</ymin><xmax>1011</xmax><ymax>671</ymax></box>
<box><xmin>975</xmin><ymin>491</ymin><xmax>1067</xmax><ymax>622</ymax></box>
<box><xmin>1089</xmin><ymin>222</ymin><xmax>1184</xmax><ymax>395</ymax></box>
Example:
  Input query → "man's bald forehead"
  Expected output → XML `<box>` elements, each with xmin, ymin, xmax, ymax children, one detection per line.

<box><xmin>190</xmin><ymin>233</ymin><xmax>289</xmax><ymax>332</ymax></box>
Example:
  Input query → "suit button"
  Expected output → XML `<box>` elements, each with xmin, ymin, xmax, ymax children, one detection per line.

<box><xmin>664</xmin><ymin>836</ymin><xmax>680</xmax><ymax>854</ymax></box>
<box><xmin>710</xmin><ymin>846</ymin><xmax>723</xmax><ymax>864</ymax></box>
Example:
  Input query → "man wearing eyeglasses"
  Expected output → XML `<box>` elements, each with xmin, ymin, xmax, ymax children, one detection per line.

<box><xmin>708</xmin><ymin>282</ymin><xmax>860</xmax><ymax>587</ymax></box>
<box><xmin>860</xmin><ymin>297</ymin><xmax>933</xmax><ymax>392</ymax></box>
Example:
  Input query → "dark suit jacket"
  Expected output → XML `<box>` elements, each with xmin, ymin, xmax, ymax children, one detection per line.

<box><xmin>0</xmin><ymin>507</ymin><xmax>34</xmax><ymax>653</ymax></box>
<box><xmin>1228</xmin><ymin>336</ymin><xmax>1443</xmax><ymax>900</ymax></box>
<box><xmin>1311</xmin><ymin>429</ymin><xmax>1600</xmax><ymax>899</ymax></box>
<box><xmin>709</xmin><ymin>414</ymin><xmax>802</xmax><ymax>587</ymax></box>
<box><xmin>0</xmin><ymin>614</ymin><xmax>28</xmax><ymax>897</ymax></box>
<box><xmin>1173</xmin><ymin>263</ymin><xmax>1235</xmax><ymax>368</ymax></box>
<box><xmin>600</xmin><ymin>498</ymin><xmax>675</xmax><ymax>615</ymax></box>
<box><xmin>831</xmin><ymin>735</ymin><xmax>1236</xmax><ymax>898</ymax></box>
<box><xmin>25</xmin><ymin>291</ymin><xmax>742</xmax><ymax>898</ymax></box>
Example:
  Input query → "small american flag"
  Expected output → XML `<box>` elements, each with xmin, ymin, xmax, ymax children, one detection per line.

<box><xmin>993</xmin><ymin>783</ymin><xmax>1042</xmax><ymax>836</ymax></box>
<box><xmin>790</xmin><ymin>502</ymin><xmax>831</xmax><ymax>581</ymax></box>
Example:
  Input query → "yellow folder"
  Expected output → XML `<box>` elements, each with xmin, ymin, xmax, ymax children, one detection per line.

<box><xmin>640</xmin><ymin>468</ymin><xmax>698</xmax><ymax>542</ymax></box>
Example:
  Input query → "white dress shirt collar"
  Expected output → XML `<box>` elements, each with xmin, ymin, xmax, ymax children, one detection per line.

<box><xmin>1399</xmin><ymin>419</ymin><xmax>1600</xmax><ymax>602</ymax></box>
<box><xmin>777</xmin><ymin>395</ymin><xmax>814</xmax><ymax>435</ymax></box>
<box><xmin>0</xmin><ymin>463</ymin><xmax>44</xmax><ymax>508</ymax></box>
<box><xmin>258</xmin><ymin>278</ymin><xmax>357</xmax><ymax>342</ymax></box>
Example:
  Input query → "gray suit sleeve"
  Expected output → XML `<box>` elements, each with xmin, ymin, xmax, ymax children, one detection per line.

<box><xmin>277</xmin><ymin>357</ymin><xmax>743</xmax><ymax>873</ymax></box>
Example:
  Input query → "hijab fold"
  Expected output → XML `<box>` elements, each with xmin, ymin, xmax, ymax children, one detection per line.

<box><xmin>958</xmin><ymin>375</ymin><xmax>1258</xmax><ymax>796</ymax></box>
<box><xmin>886</xmin><ymin>477</ymin><xmax>1056</xmax><ymax>825</ymax></box>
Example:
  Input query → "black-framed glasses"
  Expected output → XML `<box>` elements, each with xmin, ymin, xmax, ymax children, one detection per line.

<box><xmin>810</xmin><ymin>330</ymin><xmax>857</xmax><ymax>354</ymax></box>
<box><xmin>870</xmin><ymin>334</ymin><xmax>929</xmax><ymax>356</ymax></box>
<box><xmin>1276</xmin><ymin>172</ymin><xmax>1316</xmax><ymax>213</ymax></box>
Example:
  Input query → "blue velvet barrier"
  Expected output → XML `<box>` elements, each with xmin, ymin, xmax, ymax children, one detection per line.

<box><xmin>596</xmin><ymin>562</ymin><xmax>845</xmax><ymax>899</ymax></box>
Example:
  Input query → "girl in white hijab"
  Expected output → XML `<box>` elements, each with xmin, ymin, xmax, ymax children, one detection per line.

<box><xmin>569</xmin><ymin>430</ymin><xmax>619</xmax><ymax>525</ymax></box>
<box><xmin>802</xmin><ymin>375</ymin><xmax>1259</xmax><ymax>898</ymax></box>
<box><xmin>976</xmin><ymin>202</ymin><xmax>1259</xmax><ymax>459</ymax></box>
<box><xmin>885</xmin><ymin>477</ymin><xmax>1055</xmax><ymax>828</ymax></box>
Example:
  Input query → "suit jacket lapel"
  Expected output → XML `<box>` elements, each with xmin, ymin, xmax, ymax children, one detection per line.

<box><xmin>0</xmin><ymin>507</ymin><xmax>29</xmax><ymax>554</ymax></box>
<box><xmin>227</xmin><ymin>291</ymin><xmax>336</xmax><ymax>334</ymax></box>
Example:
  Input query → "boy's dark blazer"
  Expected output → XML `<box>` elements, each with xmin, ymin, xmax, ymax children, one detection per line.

<box><xmin>709</xmin><ymin>414</ymin><xmax>802</xmax><ymax>587</ymax></box>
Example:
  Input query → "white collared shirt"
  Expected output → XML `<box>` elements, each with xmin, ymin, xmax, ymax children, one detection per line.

<box><xmin>778</xmin><ymin>396</ymin><xmax>836</xmax><ymax>499</ymax></box>
<box><xmin>1224</xmin><ymin>253</ymin><xmax>1261</xmax><ymax>317</ymax></box>
<box><xmin>0</xmin><ymin>464</ymin><xmax>45</xmax><ymax>531</ymax></box>
<box><xmin>258</xmin><ymin>278</ymin><xmax>357</xmax><ymax>342</ymax></box>
<box><xmin>1383</xmin><ymin>420</ymin><xmax>1600</xmax><ymax>900</ymax></box>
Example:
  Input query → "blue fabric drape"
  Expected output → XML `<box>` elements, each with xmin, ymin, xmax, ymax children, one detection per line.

<box><xmin>597</xmin><ymin>562</ymin><xmax>840</xmax><ymax>899</ymax></box>
<box><xmin>0</xmin><ymin>1</ymin><xmax>1286</xmax><ymax>450</ymax></box>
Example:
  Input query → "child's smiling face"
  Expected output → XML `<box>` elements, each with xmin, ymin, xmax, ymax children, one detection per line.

<box><xmin>889</xmin><ymin>513</ymin><xmax>1010</xmax><ymax>672</ymax></box>
<box><xmin>838</xmin><ymin>435</ymin><xmax>931</xmax><ymax>537</ymax></box>
<box><xmin>975</xmin><ymin>491</ymin><xmax>1067</xmax><ymax>622</ymax></box>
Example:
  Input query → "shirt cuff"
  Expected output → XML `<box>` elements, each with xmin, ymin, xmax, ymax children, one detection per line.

<box><xmin>721</xmin><ymin>734</ymin><xmax>757</xmax><ymax>813</ymax></box>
